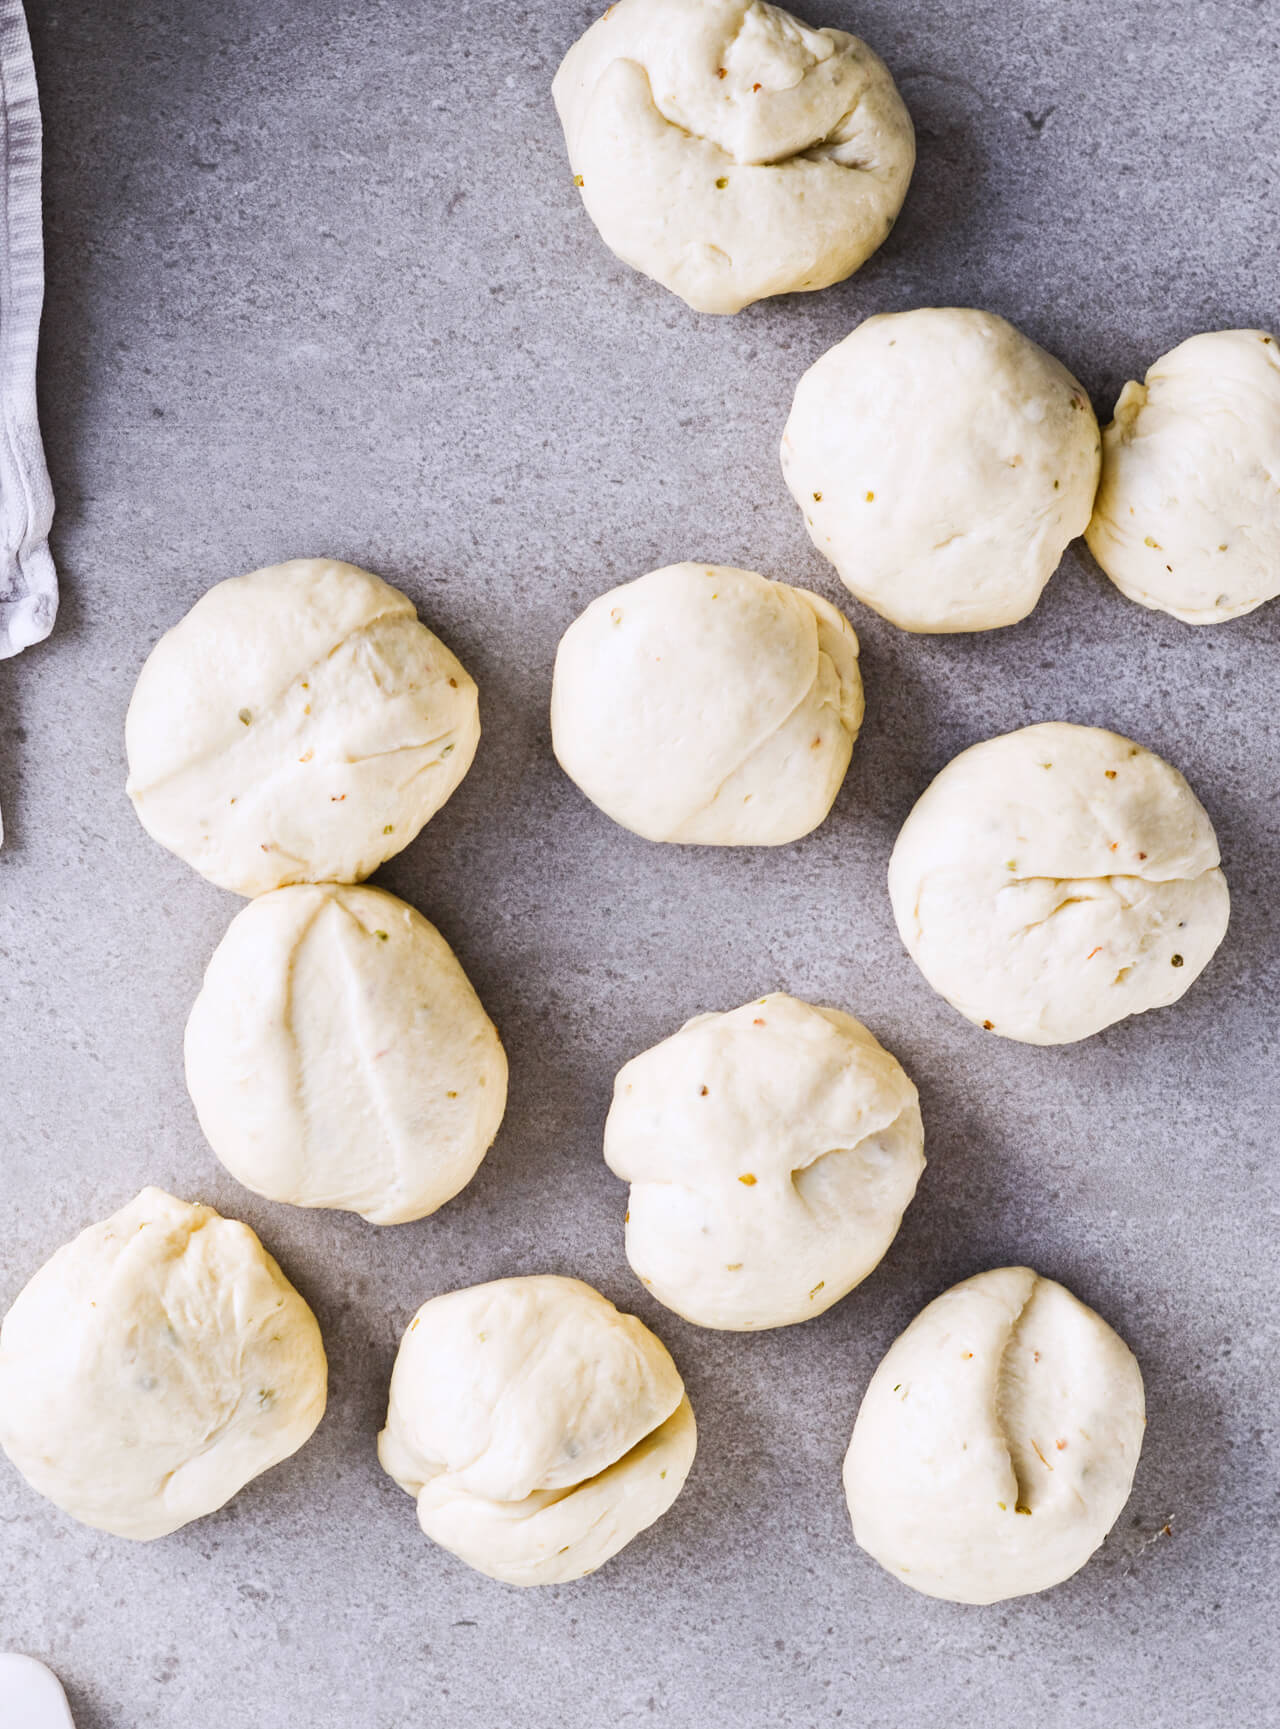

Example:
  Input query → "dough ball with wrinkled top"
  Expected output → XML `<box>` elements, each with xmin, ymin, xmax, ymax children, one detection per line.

<box><xmin>378</xmin><ymin>1275</ymin><xmax>695</xmax><ymax>1585</ymax></box>
<box><xmin>781</xmin><ymin>308</ymin><xmax>1101</xmax><ymax>632</ymax></box>
<box><xmin>887</xmin><ymin>722</ymin><xmax>1229</xmax><ymax>1044</ymax></box>
<box><xmin>126</xmin><ymin>559</ymin><xmax>479</xmax><ymax>896</ymax></box>
<box><xmin>553</xmin><ymin>0</ymin><xmax>914</xmax><ymax>315</ymax></box>
<box><xmin>551</xmin><ymin>562</ymin><xmax>863</xmax><ymax>845</ymax></box>
<box><xmin>605</xmin><ymin>993</ymin><xmax>923</xmax><ymax>1329</ymax></box>
<box><xmin>0</xmin><ymin>1188</ymin><xmax>327</xmax><ymax>1540</ymax></box>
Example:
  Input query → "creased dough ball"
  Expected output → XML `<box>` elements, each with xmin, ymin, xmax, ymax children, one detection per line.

<box><xmin>553</xmin><ymin>0</ymin><xmax>914</xmax><ymax>316</ymax></box>
<box><xmin>1085</xmin><ymin>330</ymin><xmax>1280</xmax><ymax>624</ymax></box>
<box><xmin>781</xmin><ymin>309</ymin><xmax>1102</xmax><ymax>632</ymax></box>
<box><xmin>0</xmin><ymin>1188</ymin><xmax>327</xmax><ymax>1540</ymax></box>
<box><xmin>551</xmin><ymin>562</ymin><xmax>862</xmax><ymax>845</ymax></box>
<box><xmin>605</xmin><ymin>993</ymin><xmax>923</xmax><ymax>1330</ymax></box>
<box><xmin>888</xmin><ymin>722</ymin><xmax>1229</xmax><ymax>1044</ymax></box>
<box><xmin>844</xmin><ymin>1267</ymin><xmax>1145</xmax><ymax>1603</ymax></box>
<box><xmin>378</xmin><ymin>1276</ymin><xmax>696</xmax><ymax>1585</ymax></box>
<box><xmin>126</xmin><ymin>559</ymin><xmax>480</xmax><ymax>896</ymax></box>
<box><xmin>185</xmin><ymin>884</ymin><xmax>507</xmax><ymax>1226</ymax></box>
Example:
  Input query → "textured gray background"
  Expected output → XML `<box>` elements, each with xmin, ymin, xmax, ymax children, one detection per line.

<box><xmin>2</xmin><ymin>1</ymin><xmax>1277</xmax><ymax>1724</ymax></box>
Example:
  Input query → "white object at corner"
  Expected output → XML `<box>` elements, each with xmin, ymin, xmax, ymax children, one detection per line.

<box><xmin>0</xmin><ymin>1655</ymin><xmax>76</xmax><ymax>1728</ymax></box>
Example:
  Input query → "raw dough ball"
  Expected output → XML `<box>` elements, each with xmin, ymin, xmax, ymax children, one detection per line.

<box><xmin>551</xmin><ymin>562</ymin><xmax>863</xmax><ymax>845</ymax></box>
<box><xmin>553</xmin><ymin>0</ymin><xmax>914</xmax><ymax>315</ymax></box>
<box><xmin>126</xmin><ymin>559</ymin><xmax>480</xmax><ymax>896</ymax></box>
<box><xmin>1085</xmin><ymin>329</ymin><xmax>1280</xmax><ymax>624</ymax></box>
<box><xmin>843</xmin><ymin>1266</ymin><xmax>1145</xmax><ymax>1603</ymax></box>
<box><xmin>185</xmin><ymin>884</ymin><xmax>508</xmax><ymax>1226</ymax></box>
<box><xmin>888</xmin><ymin>722</ymin><xmax>1229</xmax><ymax>1044</ymax></box>
<box><xmin>0</xmin><ymin>1188</ymin><xmax>327</xmax><ymax>1540</ymax></box>
<box><xmin>605</xmin><ymin>993</ymin><xmax>923</xmax><ymax>1329</ymax></box>
<box><xmin>781</xmin><ymin>308</ymin><xmax>1102</xmax><ymax>632</ymax></box>
<box><xmin>378</xmin><ymin>1275</ymin><xmax>696</xmax><ymax>1585</ymax></box>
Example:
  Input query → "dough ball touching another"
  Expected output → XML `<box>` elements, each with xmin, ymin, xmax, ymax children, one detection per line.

<box><xmin>378</xmin><ymin>1276</ymin><xmax>696</xmax><ymax>1585</ymax></box>
<box><xmin>0</xmin><ymin>1188</ymin><xmax>327</xmax><ymax>1540</ymax></box>
<box><xmin>126</xmin><ymin>559</ymin><xmax>480</xmax><ymax>896</ymax></box>
<box><xmin>888</xmin><ymin>722</ymin><xmax>1229</xmax><ymax>1044</ymax></box>
<box><xmin>605</xmin><ymin>993</ymin><xmax>923</xmax><ymax>1330</ymax></box>
<box><xmin>843</xmin><ymin>1267</ymin><xmax>1145</xmax><ymax>1603</ymax></box>
<box><xmin>781</xmin><ymin>309</ymin><xmax>1102</xmax><ymax>632</ymax></box>
<box><xmin>553</xmin><ymin>0</ymin><xmax>914</xmax><ymax>315</ymax></box>
<box><xmin>1085</xmin><ymin>329</ymin><xmax>1280</xmax><ymax>624</ymax></box>
<box><xmin>185</xmin><ymin>884</ymin><xmax>508</xmax><ymax>1226</ymax></box>
<box><xmin>551</xmin><ymin>562</ymin><xmax>863</xmax><ymax>845</ymax></box>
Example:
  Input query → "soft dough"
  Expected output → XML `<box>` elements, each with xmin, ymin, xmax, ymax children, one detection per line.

<box><xmin>126</xmin><ymin>559</ymin><xmax>480</xmax><ymax>896</ymax></box>
<box><xmin>185</xmin><ymin>884</ymin><xmax>508</xmax><ymax>1225</ymax></box>
<box><xmin>378</xmin><ymin>1276</ymin><xmax>696</xmax><ymax>1585</ymax></box>
<box><xmin>781</xmin><ymin>308</ymin><xmax>1102</xmax><ymax>632</ymax></box>
<box><xmin>887</xmin><ymin>722</ymin><xmax>1229</xmax><ymax>1044</ymax></box>
<box><xmin>1085</xmin><ymin>329</ymin><xmax>1280</xmax><ymax>624</ymax></box>
<box><xmin>551</xmin><ymin>562</ymin><xmax>863</xmax><ymax>845</ymax></box>
<box><xmin>0</xmin><ymin>1188</ymin><xmax>327</xmax><ymax>1540</ymax></box>
<box><xmin>553</xmin><ymin>0</ymin><xmax>914</xmax><ymax>315</ymax></box>
<box><xmin>605</xmin><ymin>993</ymin><xmax>923</xmax><ymax>1329</ymax></box>
<box><xmin>843</xmin><ymin>1267</ymin><xmax>1145</xmax><ymax>1603</ymax></box>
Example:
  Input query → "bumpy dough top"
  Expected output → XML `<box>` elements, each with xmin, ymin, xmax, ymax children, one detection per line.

<box><xmin>843</xmin><ymin>1267</ymin><xmax>1146</xmax><ymax>1604</ymax></box>
<box><xmin>1085</xmin><ymin>329</ymin><xmax>1280</xmax><ymax>624</ymax></box>
<box><xmin>551</xmin><ymin>562</ymin><xmax>863</xmax><ymax>845</ymax></box>
<box><xmin>888</xmin><ymin>723</ymin><xmax>1229</xmax><ymax>1044</ymax></box>
<box><xmin>781</xmin><ymin>309</ymin><xmax>1102</xmax><ymax>632</ymax></box>
<box><xmin>378</xmin><ymin>1275</ymin><xmax>696</xmax><ymax>1585</ymax></box>
<box><xmin>126</xmin><ymin>559</ymin><xmax>479</xmax><ymax>896</ymax></box>
<box><xmin>185</xmin><ymin>884</ymin><xmax>508</xmax><ymax>1226</ymax></box>
<box><xmin>553</xmin><ymin>0</ymin><xmax>914</xmax><ymax>315</ymax></box>
<box><xmin>605</xmin><ymin>994</ymin><xmax>924</xmax><ymax>1330</ymax></box>
<box><xmin>0</xmin><ymin>1188</ymin><xmax>327</xmax><ymax>1540</ymax></box>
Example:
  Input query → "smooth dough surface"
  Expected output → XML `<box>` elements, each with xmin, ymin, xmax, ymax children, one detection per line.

<box><xmin>1085</xmin><ymin>329</ymin><xmax>1280</xmax><ymax>624</ymax></box>
<box><xmin>126</xmin><ymin>559</ymin><xmax>480</xmax><ymax>896</ymax></box>
<box><xmin>378</xmin><ymin>1275</ymin><xmax>695</xmax><ymax>1585</ymax></box>
<box><xmin>551</xmin><ymin>562</ymin><xmax>863</xmax><ymax>845</ymax></box>
<box><xmin>553</xmin><ymin>0</ymin><xmax>914</xmax><ymax>315</ymax></box>
<box><xmin>0</xmin><ymin>1188</ymin><xmax>327</xmax><ymax>1540</ymax></box>
<box><xmin>888</xmin><ymin>722</ymin><xmax>1229</xmax><ymax>1044</ymax></box>
<box><xmin>605</xmin><ymin>993</ymin><xmax>923</xmax><ymax>1329</ymax></box>
<box><xmin>844</xmin><ymin>1266</ymin><xmax>1145</xmax><ymax>1603</ymax></box>
<box><xmin>781</xmin><ymin>308</ymin><xmax>1101</xmax><ymax>632</ymax></box>
<box><xmin>185</xmin><ymin>884</ymin><xmax>508</xmax><ymax>1226</ymax></box>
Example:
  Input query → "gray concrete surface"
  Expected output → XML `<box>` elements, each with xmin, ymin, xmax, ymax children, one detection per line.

<box><xmin>2</xmin><ymin>1</ymin><xmax>1277</xmax><ymax>1723</ymax></box>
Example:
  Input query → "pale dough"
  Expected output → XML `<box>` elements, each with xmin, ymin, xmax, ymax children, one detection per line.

<box><xmin>378</xmin><ymin>1275</ymin><xmax>695</xmax><ymax>1585</ymax></box>
<box><xmin>781</xmin><ymin>308</ymin><xmax>1102</xmax><ymax>632</ymax></box>
<box><xmin>126</xmin><ymin>559</ymin><xmax>479</xmax><ymax>896</ymax></box>
<box><xmin>551</xmin><ymin>562</ymin><xmax>863</xmax><ymax>845</ymax></box>
<box><xmin>843</xmin><ymin>1266</ymin><xmax>1145</xmax><ymax>1603</ymax></box>
<box><xmin>553</xmin><ymin>0</ymin><xmax>914</xmax><ymax>315</ymax></box>
<box><xmin>1085</xmin><ymin>329</ymin><xmax>1280</xmax><ymax>623</ymax></box>
<box><xmin>605</xmin><ymin>993</ymin><xmax>923</xmax><ymax>1329</ymax></box>
<box><xmin>888</xmin><ymin>722</ymin><xmax>1229</xmax><ymax>1043</ymax></box>
<box><xmin>185</xmin><ymin>883</ymin><xmax>508</xmax><ymax>1225</ymax></box>
<box><xmin>0</xmin><ymin>1188</ymin><xmax>327</xmax><ymax>1540</ymax></box>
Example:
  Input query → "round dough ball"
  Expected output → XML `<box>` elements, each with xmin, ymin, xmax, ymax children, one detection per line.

<box><xmin>781</xmin><ymin>308</ymin><xmax>1102</xmax><ymax>632</ymax></box>
<box><xmin>378</xmin><ymin>1275</ymin><xmax>696</xmax><ymax>1585</ymax></box>
<box><xmin>888</xmin><ymin>722</ymin><xmax>1229</xmax><ymax>1044</ymax></box>
<box><xmin>843</xmin><ymin>1266</ymin><xmax>1145</xmax><ymax>1603</ymax></box>
<box><xmin>185</xmin><ymin>884</ymin><xmax>508</xmax><ymax>1226</ymax></box>
<box><xmin>551</xmin><ymin>562</ymin><xmax>863</xmax><ymax>845</ymax></box>
<box><xmin>1085</xmin><ymin>329</ymin><xmax>1280</xmax><ymax>624</ymax></box>
<box><xmin>552</xmin><ymin>0</ymin><xmax>914</xmax><ymax>316</ymax></box>
<box><xmin>126</xmin><ymin>559</ymin><xmax>480</xmax><ymax>896</ymax></box>
<box><xmin>605</xmin><ymin>993</ymin><xmax>923</xmax><ymax>1330</ymax></box>
<box><xmin>0</xmin><ymin>1188</ymin><xmax>327</xmax><ymax>1540</ymax></box>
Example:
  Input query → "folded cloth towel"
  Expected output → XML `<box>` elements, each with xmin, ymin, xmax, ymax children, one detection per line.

<box><xmin>0</xmin><ymin>0</ymin><xmax>54</xmax><ymax>659</ymax></box>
